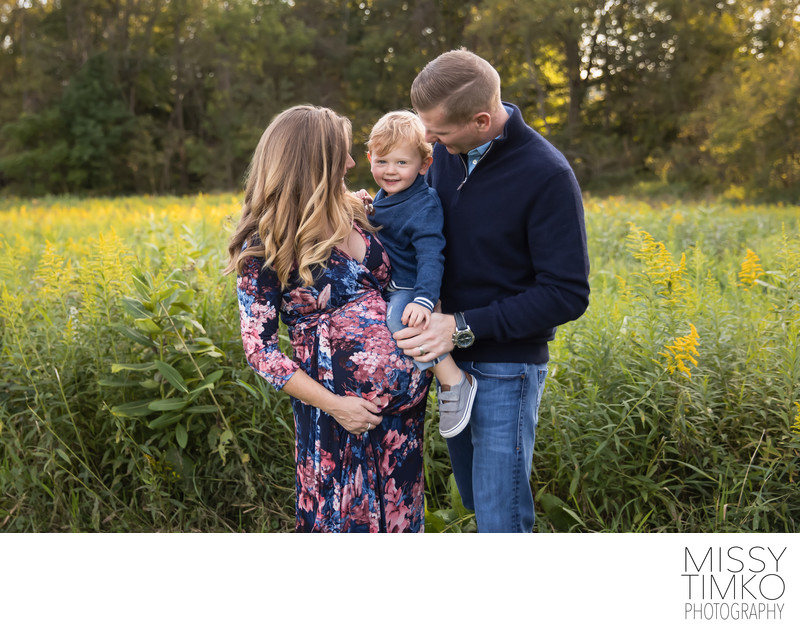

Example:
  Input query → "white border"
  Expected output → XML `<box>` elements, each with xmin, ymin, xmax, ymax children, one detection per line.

<box><xmin>1</xmin><ymin>533</ymin><xmax>796</xmax><ymax>630</ymax></box>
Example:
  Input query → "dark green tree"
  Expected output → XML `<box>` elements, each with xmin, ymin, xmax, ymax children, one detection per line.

<box><xmin>59</xmin><ymin>53</ymin><xmax>136</xmax><ymax>192</ymax></box>
<box><xmin>0</xmin><ymin>0</ymin><xmax>797</xmax><ymax>197</ymax></box>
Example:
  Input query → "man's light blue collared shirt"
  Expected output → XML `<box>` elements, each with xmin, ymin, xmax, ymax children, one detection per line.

<box><xmin>466</xmin><ymin>140</ymin><xmax>493</xmax><ymax>174</ymax></box>
<box><xmin>466</xmin><ymin>106</ymin><xmax>512</xmax><ymax>174</ymax></box>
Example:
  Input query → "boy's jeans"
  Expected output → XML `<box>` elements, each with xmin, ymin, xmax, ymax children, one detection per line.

<box><xmin>384</xmin><ymin>288</ymin><xmax>441</xmax><ymax>371</ymax></box>
<box><xmin>446</xmin><ymin>360</ymin><xmax>548</xmax><ymax>532</ymax></box>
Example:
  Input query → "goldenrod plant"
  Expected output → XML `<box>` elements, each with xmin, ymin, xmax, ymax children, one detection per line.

<box><xmin>1</xmin><ymin>194</ymin><xmax>798</xmax><ymax>532</ymax></box>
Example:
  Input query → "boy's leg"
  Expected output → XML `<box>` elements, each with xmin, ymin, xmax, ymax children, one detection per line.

<box><xmin>385</xmin><ymin>289</ymin><xmax>475</xmax><ymax>437</ymax></box>
<box><xmin>430</xmin><ymin>354</ymin><xmax>461</xmax><ymax>385</ymax></box>
<box><xmin>446</xmin><ymin>361</ymin><xmax>548</xmax><ymax>532</ymax></box>
<box><xmin>384</xmin><ymin>289</ymin><xmax>413</xmax><ymax>336</ymax></box>
<box><xmin>386</xmin><ymin>289</ymin><xmax>438</xmax><ymax>371</ymax></box>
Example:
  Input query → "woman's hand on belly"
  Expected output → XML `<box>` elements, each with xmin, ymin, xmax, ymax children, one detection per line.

<box><xmin>328</xmin><ymin>394</ymin><xmax>383</xmax><ymax>434</ymax></box>
<box><xmin>282</xmin><ymin>369</ymin><xmax>382</xmax><ymax>435</ymax></box>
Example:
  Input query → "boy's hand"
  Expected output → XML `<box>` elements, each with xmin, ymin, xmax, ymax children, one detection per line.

<box><xmin>353</xmin><ymin>189</ymin><xmax>374</xmax><ymax>214</ymax></box>
<box><xmin>402</xmin><ymin>302</ymin><xmax>431</xmax><ymax>328</ymax></box>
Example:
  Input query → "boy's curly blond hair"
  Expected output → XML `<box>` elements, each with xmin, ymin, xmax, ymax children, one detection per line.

<box><xmin>367</xmin><ymin>110</ymin><xmax>432</xmax><ymax>160</ymax></box>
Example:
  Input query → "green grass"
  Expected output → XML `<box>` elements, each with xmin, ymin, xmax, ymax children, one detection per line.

<box><xmin>1</xmin><ymin>193</ymin><xmax>798</xmax><ymax>532</ymax></box>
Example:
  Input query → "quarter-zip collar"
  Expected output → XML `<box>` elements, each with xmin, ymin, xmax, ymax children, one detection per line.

<box><xmin>455</xmin><ymin>104</ymin><xmax>514</xmax><ymax>190</ymax></box>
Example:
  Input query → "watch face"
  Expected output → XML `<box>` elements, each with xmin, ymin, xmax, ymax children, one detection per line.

<box><xmin>454</xmin><ymin>330</ymin><xmax>475</xmax><ymax>348</ymax></box>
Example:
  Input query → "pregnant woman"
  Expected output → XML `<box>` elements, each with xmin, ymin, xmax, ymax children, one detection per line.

<box><xmin>224</xmin><ymin>105</ymin><xmax>431</xmax><ymax>532</ymax></box>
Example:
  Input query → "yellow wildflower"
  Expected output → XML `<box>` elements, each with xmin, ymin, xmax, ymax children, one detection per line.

<box><xmin>660</xmin><ymin>323</ymin><xmax>700</xmax><ymax>378</ymax></box>
<box><xmin>626</xmin><ymin>223</ymin><xmax>687</xmax><ymax>304</ymax></box>
<box><xmin>738</xmin><ymin>249</ymin><xmax>764</xmax><ymax>288</ymax></box>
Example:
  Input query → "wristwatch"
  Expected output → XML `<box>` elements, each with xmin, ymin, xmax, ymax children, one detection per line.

<box><xmin>452</xmin><ymin>312</ymin><xmax>475</xmax><ymax>349</ymax></box>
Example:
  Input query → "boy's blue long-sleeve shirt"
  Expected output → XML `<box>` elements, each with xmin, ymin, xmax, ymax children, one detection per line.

<box><xmin>426</xmin><ymin>102</ymin><xmax>590</xmax><ymax>364</ymax></box>
<box><xmin>369</xmin><ymin>174</ymin><xmax>445</xmax><ymax>312</ymax></box>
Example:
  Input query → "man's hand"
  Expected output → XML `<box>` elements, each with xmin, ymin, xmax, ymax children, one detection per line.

<box><xmin>393</xmin><ymin>312</ymin><xmax>456</xmax><ymax>363</ymax></box>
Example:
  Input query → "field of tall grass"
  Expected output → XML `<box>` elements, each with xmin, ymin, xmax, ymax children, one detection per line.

<box><xmin>1</xmin><ymin>193</ymin><xmax>798</xmax><ymax>532</ymax></box>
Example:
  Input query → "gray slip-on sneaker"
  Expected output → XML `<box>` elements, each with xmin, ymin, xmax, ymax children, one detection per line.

<box><xmin>437</xmin><ymin>372</ymin><xmax>477</xmax><ymax>438</ymax></box>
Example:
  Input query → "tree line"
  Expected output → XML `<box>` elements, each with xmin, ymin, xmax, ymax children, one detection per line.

<box><xmin>1</xmin><ymin>0</ymin><xmax>798</xmax><ymax>198</ymax></box>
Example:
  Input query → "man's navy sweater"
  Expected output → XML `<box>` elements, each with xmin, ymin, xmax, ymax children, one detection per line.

<box><xmin>426</xmin><ymin>102</ymin><xmax>590</xmax><ymax>364</ymax></box>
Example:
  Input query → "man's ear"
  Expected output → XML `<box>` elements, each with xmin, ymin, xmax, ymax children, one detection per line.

<box><xmin>418</xmin><ymin>156</ymin><xmax>434</xmax><ymax>175</ymax></box>
<box><xmin>366</xmin><ymin>151</ymin><xmax>372</xmax><ymax>164</ymax></box>
<box><xmin>474</xmin><ymin>112</ymin><xmax>492</xmax><ymax>132</ymax></box>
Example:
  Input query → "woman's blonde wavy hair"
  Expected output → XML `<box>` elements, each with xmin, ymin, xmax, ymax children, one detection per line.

<box><xmin>224</xmin><ymin>105</ymin><xmax>372</xmax><ymax>287</ymax></box>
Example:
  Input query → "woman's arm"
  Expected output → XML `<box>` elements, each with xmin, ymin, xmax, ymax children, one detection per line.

<box><xmin>282</xmin><ymin>370</ymin><xmax>382</xmax><ymax>434</ymax></box>
<box><xmin>238</xmin><ymin>256</ymin><xmax>381</xmax><ymax>435</ymax></box>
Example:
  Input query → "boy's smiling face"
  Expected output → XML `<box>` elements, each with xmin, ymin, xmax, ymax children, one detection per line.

<box><xmin>368</xmin><ymin>143</ymin><xmax>432</xmax><ymax>196</ymax></box>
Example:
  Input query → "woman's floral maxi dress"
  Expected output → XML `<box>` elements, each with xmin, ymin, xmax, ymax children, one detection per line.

<box><xmin>237</xmin><ymin>226</ymin><xmax>431</xmax><ymax>532</ymax></box>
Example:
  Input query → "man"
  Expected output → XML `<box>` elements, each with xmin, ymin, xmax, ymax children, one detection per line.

<box><xmin>394</xmin><ymin>49</ymin><xmax>590</xmax><ymax>532</ymax></box>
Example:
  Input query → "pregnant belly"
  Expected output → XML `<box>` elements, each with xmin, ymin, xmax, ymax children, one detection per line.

<box><xmin>328</xmin><ymin>303</ymin><xmax>430</xmax><ymax>414</ymax></box>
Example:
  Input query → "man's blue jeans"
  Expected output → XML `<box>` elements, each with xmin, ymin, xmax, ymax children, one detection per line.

<box><xmin>446</xmin><ymin>361</ymin><xmax>548</xmax><ymax>532</ymax></box>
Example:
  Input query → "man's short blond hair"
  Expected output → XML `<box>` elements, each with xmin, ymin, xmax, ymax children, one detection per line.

<box><xmin>411</xmin><ymin>49</ymin><xmax>502</xmax><ymax>124</ymax></box>
<box><xmin>367</xmin><ymin>110</ymin><xmax>432</xmax><ymax>160</ymax></box>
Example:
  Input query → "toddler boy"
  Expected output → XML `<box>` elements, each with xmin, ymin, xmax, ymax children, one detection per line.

<box><xmin>365</xmin><ymin>110</ymin><xmax>477</xmax><ymax>438</ymax></box>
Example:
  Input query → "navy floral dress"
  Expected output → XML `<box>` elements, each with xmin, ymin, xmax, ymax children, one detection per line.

<box><xmin>237</xmin><ymin>225</ymin><xmax>431</xmax><ymax>532</ymax></box>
